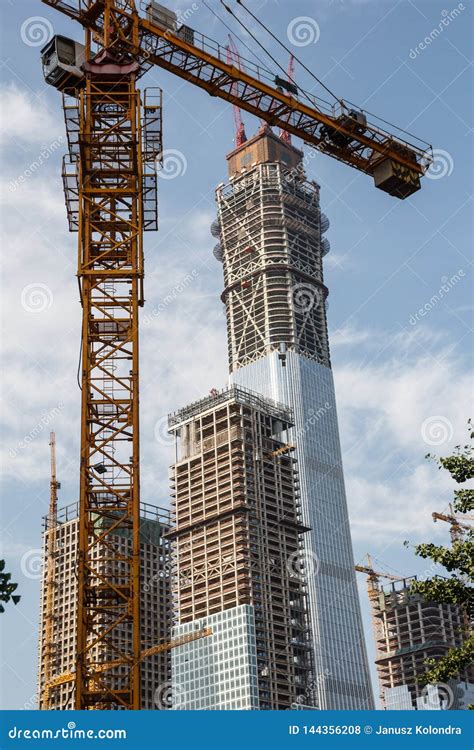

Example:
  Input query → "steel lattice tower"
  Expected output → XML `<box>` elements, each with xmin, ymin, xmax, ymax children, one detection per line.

<box><xmin>62</xmin><ymin>46</ymin><xmax>161</xmax><ymax>709</ymax></box>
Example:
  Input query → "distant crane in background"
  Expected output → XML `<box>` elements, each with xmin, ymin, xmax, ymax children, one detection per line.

<box><xmin>355</xmin><ymin>554</ymin><xmax>401</xmax><ymax>601</ymax></box>
<box><xmin>355</xmin><ymin>554</ymin><xmax>404</xmax><ymax>662</ymax></box>
<box><xmin>432</xmin><ymin>504</ymin><xmax>473</xmax><ymax>543</ymax></box>
<box><xmin>41</xmin><ymin>432</ymin><xmax>60</xmax><ymax>708</ymax></box>
<box><xmin>38</xmin><ymin>0</ymin><xmax>432</xmax><ymax>710</ymax></box>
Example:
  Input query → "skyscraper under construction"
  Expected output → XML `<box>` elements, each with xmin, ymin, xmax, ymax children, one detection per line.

<box><xmin>168</xmin><ymin>385</ymin><xmax>314</xmax><ymax>709</ymax></box>
<box><xmin>212</xmin><ymin>128</ymin><xmax>373</xmax><ymax>710</ymax></box>
<box><xmin>367</xmin><ymin>575</ymin><xmax>473</xmax><ymax>710</ymax></box>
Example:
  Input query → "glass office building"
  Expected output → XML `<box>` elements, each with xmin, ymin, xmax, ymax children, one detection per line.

<box><xmin>171</xmin><ymin>605</ymin><xmax>259</xmax><ymax>710</ymax></box>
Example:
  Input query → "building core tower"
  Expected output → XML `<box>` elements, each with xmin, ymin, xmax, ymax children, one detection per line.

<box><xmin>213</xmin><ymin>129</ymin><xmax>374</xmax><ymax>709</ymax></box>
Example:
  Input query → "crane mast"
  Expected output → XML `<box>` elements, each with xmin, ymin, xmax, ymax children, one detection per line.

<box><xmin>75</xmin><ymin>53</ymin><xmax>142</xmax><ymax>710</ymax></box>
<box><xmin>55</xmin><ymin>2</ymin><xmax>161</xmax><ymax>710</ymax></box>
<box><xmin>42</xmin><ymin>432</ymin><xmax>60</xmax><ymax>708</ymax></box>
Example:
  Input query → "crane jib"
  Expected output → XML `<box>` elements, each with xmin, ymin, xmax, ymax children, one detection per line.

<box><xmin>40</xmin><ymin>0</ymin><xmax>432</xmax><ymax>198</ymax></box>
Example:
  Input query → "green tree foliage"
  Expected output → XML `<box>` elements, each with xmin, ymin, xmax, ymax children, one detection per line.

<box><xmin>0</xmin><ymin>559</ymin><xmax>21</xmax><ymax>613</ymax></box>
<box><xmin>407</xmin><ymin>422</ymin><xmax>473</xmax><ymax>689</ymax></box>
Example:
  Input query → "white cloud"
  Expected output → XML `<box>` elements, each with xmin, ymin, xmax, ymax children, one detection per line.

<box><xmin>330</xmin><ymin>323</ymin><xmax>372</xmax><ymax>348</ymax></box>
<box><xmin>347</xmin><ymin>463</ymin><xmax>456</xmax><ymax>544</ymax></box>
<box><xmin>335</xmin><ymin>335</ymin><xmax>470</xmax><ymax>456</ymax></box>
<box><xmin>0</xmin><ymin>83</ymin><xmax>64</xmax><ymax>148</ymax></box>
<box><xmin>331</xmin><ymin>326</ymin><xmax>472</xmax><ymax>547</ymax></box>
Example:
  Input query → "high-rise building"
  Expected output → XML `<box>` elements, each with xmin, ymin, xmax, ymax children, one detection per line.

<box><xmin>168</xmin><ymin>385</ymin><xmax>314</xmax><ymax>710</ymax></box>
<box><xmin>212</xmin><ymin>129</ymin><xmax>373</xmax><ymax>709</ymax></box>
<box><xmin>369</xmin><ymin>575</ymin><xmax>474</xmax><ymax>710</ymax></box>
<box><xmin>38</xmin><ymin>502</ymin><xmax>172</xmax><ymax>710</ymax></box>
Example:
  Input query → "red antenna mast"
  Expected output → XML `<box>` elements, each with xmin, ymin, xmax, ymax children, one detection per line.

<box><xmin>226</xmin><ymin>35</ymin><xmax>247</xmax><ymax>147</ymax></box>
<box><xmin>280</xmin><ymin>54</ymin><xmax>295</xmax><ymax>144</ymax></box>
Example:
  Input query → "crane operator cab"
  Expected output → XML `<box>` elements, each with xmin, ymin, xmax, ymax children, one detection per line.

<box><xmin>41</xmin><ymin>35</ymin><xmax>85</xmax><ymax>92</ymax></box>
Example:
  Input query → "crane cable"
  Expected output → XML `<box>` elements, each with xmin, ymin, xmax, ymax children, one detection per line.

<box><xmin>235</xmin><ymin>0</ymin><xmax>342</xmax><ymax>105</ymax></box>
<box><xmin>201</xmin><ymin>0</ymin><xmax>270</xmax><ymax>74</ymax></box>
<box><xmin>234</xmin><ymin>0</ymin><xmax>432</xmax><ymax>148</ymax></box>
<box><xmin>218</xmin><ymin>1</ymin><xmax>305</xmax><ymax>95</ymax></box>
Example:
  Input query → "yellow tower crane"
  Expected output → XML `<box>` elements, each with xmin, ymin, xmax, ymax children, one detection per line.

<box><xmin>355</xmin><ymin>554</ymin><xmax>402</xmax><ymax>658</ymax></box>
<box><xmin>38</xmin><ymin>0</ymin><xmax>432</xmax><ymax>710</ymax></box>
<box><xmin>355</xmin><ymin>554</ymin><xmax>401</xmax><ymax>601</ymax></box>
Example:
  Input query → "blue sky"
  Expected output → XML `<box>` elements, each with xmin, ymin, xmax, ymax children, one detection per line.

<box><xmin>0</xmin><ymin>0</ymin><xmax>472</xmax><ymax>710</ymax></box>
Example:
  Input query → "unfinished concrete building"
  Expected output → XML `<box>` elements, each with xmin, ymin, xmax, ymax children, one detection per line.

<box><xmin>168</xmin><ymin>385</ymin><xmax>314</xmax><ymax>710</ymax></box>
<box><xmin>212</xmin><ymin>128</ymin><xmax>373</xmax><ymax>709</ymax></box>
<box><xmin>38</xmin><ymin>502</ymin><xmax>171</xmax><ymax>710</ymax></box>
<box><xmin>372</xmin><ymin>576</ymin><xmax>473</xmax><ymax>710</ymax></box>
